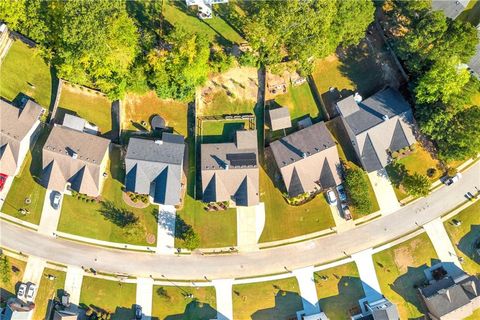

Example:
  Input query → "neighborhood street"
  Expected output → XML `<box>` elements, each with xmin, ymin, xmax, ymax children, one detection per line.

<box><xmin>1</xmin><ymin>162</ymin><xmax>479</xmax><ymax>281</ymax></box>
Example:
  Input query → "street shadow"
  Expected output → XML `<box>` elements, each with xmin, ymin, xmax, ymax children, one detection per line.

<box><xmin>250</xmin><ymin>289</ymin><xmax>303</xmax><ymax>320</ymax></box>
<box><xmin>457</xmin><ymin>224</ymin><xmax>480</xmax><ymax>263</ymax></box>
<box><xmin>165</xmin><ymin>299</ymin><xmax>217</xmax><ymax>320</ymax></box>
<box><xmin>316</xmin><ymin>275</ymin><xmax>364</xmax><ymax>319</ymax></box>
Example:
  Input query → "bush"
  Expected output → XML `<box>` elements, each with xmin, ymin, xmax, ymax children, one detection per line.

<box><xmin>392</xmin><ymin>151</ymin><xmax>399</xmax><ymax>159</ymax></box>
<box><xmin>344</xmin><ymin>166</ymin><xmax>372</xmax><ymax>215</ymax></box>
<box><xmin>238</xmin><ymin>51</ymin><xmax>259</xmax><ymax>67</ymax></box>
<box><xmin>427</xmin><ymin>167</ymin><xmax>437</xmax><ymax>178</ymax></box>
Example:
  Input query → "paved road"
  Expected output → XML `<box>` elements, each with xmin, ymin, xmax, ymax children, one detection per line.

<box><xmin>1</xmin><ymin>162</ymin><xmax>479</xmax><ymax>280</ymax></box>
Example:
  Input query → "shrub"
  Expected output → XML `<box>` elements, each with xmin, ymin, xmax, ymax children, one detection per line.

<box><xmin>427</xmin><ymin>167</ymin><xmax>437</xmax><ymax>178</ymax></box>
<box><xmin>392</xmin><ymin>151</ymin><xmax>399</xmax><ymax>158</ymax></box>
<box><xmin>344</xmin><ymin>166</ymin><xmax>372</xmax><ymax>215</ymax></box>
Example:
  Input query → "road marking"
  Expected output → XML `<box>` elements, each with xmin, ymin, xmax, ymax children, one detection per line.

<box><xmin>352</xmin><ymin>249</ymin><xmax>383</xmax><ymax>303</ymax></box>
<box><xmin>213</xmin><ymin>279</ymin><xmax>234</xmax><ymax>320</ymax></box>
<box><xmin>156</xmin><ymin>205</ymin><xmax>176</xmax><ymax>255</ymax></box>
<box><xmin>292</xmin><ymin>266</ymin><xmax>321</xmax><ymax>316</ymax></box>
<box><xmin>136</xmin><ymin>277</ymin><xmax>153</xmax><ymax>319</ymax></box>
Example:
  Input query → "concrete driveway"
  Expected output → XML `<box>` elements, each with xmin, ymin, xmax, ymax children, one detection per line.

<box><xmin>136</xmin><ymin>277</ymin><xmax>153</xmax><ymax>319</ymax></box>
<box><xmin>64</xmin><ymin>265</ymin><xmax>84</xmax><ymax>305</ymax></box>
<box><xmin>156</xmin><ymin>205</ymin><xmax>176</xmax><ymax>254</ymax></box>
<box><xmin>293</xmin><ymin>266</ymin><xmax>320</xmax><ymax>316</ymax></box>
<box><xmin>236</xmin><ymin>203</ymin><xmax>265</xmax><ymax>251</ymax></box>
<box><xmin>423</xmin><ymin>218</ymin><xmax>463</xmax><ymax>271</ymax></box>
<box><xmin>0</xmin><ymin>175</ymin><xmax>14</xmax><ymax>210</ymax></box>
<box><xmin>367</xmin><ymin>169</ymin><xmax>400</xmax><ymax>215</ymax></box>
<box><xmin>213</xmin><ymin>279</ymin><xmax>234</xmax><ymax>320</ymax></box>
<box><xmin>21</xmin><ymin>256</ymin><xmax>46</xmax><ymax>320</ymax></box>
<box><xmin>352</xmin><ymin>249</ymin><xmax>383</xmax><ymax>303</ymax></box>
<box><xmin>38</xmin><ymin>190</ymin><xmax>63</xmax><ymax>236</ymax></box>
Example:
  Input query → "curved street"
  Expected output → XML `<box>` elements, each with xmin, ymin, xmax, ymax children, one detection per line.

<box><xmin>1</xmin><ymin>162</ymin><xmax>479</xmax><ymax>281</ymax></box>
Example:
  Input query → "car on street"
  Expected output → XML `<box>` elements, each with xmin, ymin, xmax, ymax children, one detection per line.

<box><xmin>342</xmin><ymin>204</ymin><xmax>352</xmax><ymax>220</ymax></box>
<box><xmin>17</xmin><ymin>283</ymin><xmax>27</xmax><ymax>300</ymax></box>
<box><xmin>26</xmin><ymin>283</ymin><xmax>36</xmax><ymax>301</ymax></box>
<box><xmin>52</xmin><ymin>191</ymin><xmax>61</xmax><ymax>209</ymax></box>
<box><xmin>336</xmin><ymin>184</ymin><xmax>347</xmax><ymax>202</ymax></box>
<box><xmin>134</xmin><ymin>305</ymin><xmax>142</xmax><ymax>320</ymax></box>
<box><xmin>0</xmin><ymin>174</ymin><xmax>7</xmax><ymax>192</ymax></box>
<box><xmin>326</xmin><ymin>189</ymin><xmax>337</xmax><ymax>206</ymax></box>
<box><xmin>445</xmin><ymin>173</ymin><xmax>462</xmax><ymax>186</ymax></box>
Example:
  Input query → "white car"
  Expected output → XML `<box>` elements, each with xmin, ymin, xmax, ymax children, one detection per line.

<box><xmin>17</xmin><ymin>283</ymin><xmax>27</xmax><ymax>300</ymax></box>
<box><xmin>26</xmin><ymin>283</ymin><xmax>36</xmax><ymax>302</ymax></box>
<box><xmin>326</xmin><ymin>190</ymin><xmax>337</xmax><ymax>206</ymax></box>
<box><xmin>52</xmin><ymin>192</ymin><xmax>61</xmax><ymax>209</ymax></box>
<box><xmin>445</xmin><ymin>173</ymin><xmax>462</xmax><ymax>186</ymax></box>
<box><xmin>336</xmin><ymin>185</ymin><xmax>347</xmax><ymax>202</ymax></box>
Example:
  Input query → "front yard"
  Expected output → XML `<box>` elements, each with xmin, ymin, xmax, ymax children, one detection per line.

<box><xmin>79</xmin><ymin>277</ymin><xmax>136</xmax><ymax>320</ymax></box>
<box><xmin>2</xmin><ymin>125</ymin><xmax>49</xmax><ymax>224</ymax></box>
<box><xmin>0</xmin><ymin>255</ymin><xmax>26</xmax><ymax>306</ymax></box>
<box><xmin>373</xmin><ymin>233</ymin><xmax>439</xmax><ymax>319</ymax></box>
<box><xmin>151</xmin><ymin>285</ymin><xmax>216</xmax><ymax>319</ymax></box>
<box><xmin>57</xmin><ymin>147</ymin><xmax>158</xmax><ymax>246</ymax></box>
<box><xmin>314</xmin><ymin>262</ymin><xmax>364</xmax><ymax>319</ymax></box>
<box><xmin>232</xmin><ymin>277</ymin><xmax>303</xmax><ymax>320</ymax></box>
<box><xmin>33</xmin><ymin>268</ymin><xmax>66</xmax><ymax>320</ymax></box>
<box><xmin>0</xmin><ymin>40</ymin><xmax>53</xmax><ymax>109</ymax></box>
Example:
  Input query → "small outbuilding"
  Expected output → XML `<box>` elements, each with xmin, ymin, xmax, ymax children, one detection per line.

<box><xmin>150</xmin><ymin>114</ymin><xmax>166</xmax><ymax>131</ymax></box>
<box><xmin>268</xmin><ymin>107</ymin><xmax>291</xmax><ymax>131</ymax></box>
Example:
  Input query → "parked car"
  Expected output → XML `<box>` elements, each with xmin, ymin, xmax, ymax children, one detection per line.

<box><xmin>326</xmin><ymin>189</ymin><xmax>337</xmax><ymax>206</ymax></box>
<box><xmin>342</xmin><ymin>204</ymin><xmax>352</xmax><ymax>220</ymax></box>
<box><xmin>445</xmin><ymin>173</ymin><xmax>462</xmax><ymax>186</ymax></box>
<box><xmin>134</xmin><ymin>305</ymin><xmax>142</xmax><ymax>320</ymax></box>
<box><xmin>26</xmin><ymin>283</ymin><xmax>36</xmax><ymax>301</ymax></box>
<box><xmin>0</xmin><ymin>174</ymin><xmax>7</xmax><ymax>192</ymax></box>
<box><xmin>52</xmin><ymin>191</ymin><xmax>61</xmax><ymax>209</ymax></box>
<box><xmin>336</xmin><ymin>184</ymin><xmax>347</xmax><ymax>202</ymax></box>
<box><xmin>17</xmin><ymin>283</ymin><xmax>27</xmax><ymax>300</ymax></box>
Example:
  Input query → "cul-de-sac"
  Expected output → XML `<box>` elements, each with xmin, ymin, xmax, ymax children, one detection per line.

<box><xmin>1</xmin><ymin>0</ymin><xmax>480</xmax><ymax>319</ymax></box>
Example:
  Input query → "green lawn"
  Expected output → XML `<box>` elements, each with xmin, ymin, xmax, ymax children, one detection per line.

<box><xmin>200</xmin><ymin>120</ymin><xmax>248</xmax><ymax>144</ymax></box>
<box><xmin>0</xmin><ymin>256</ymin><xmax>26</xmax><ymax>306</ymax></box>
<box><xmin>56</xmin><ymin>83</ymin><xmax>112</xmax><ymax>134</ymax></box>
<box><xmin>444</xmin><ymin>201</ymin><xmax>480</xmax><ymax>275</ymax></box>
<box><xmin>373</xmin><ymin>233</ymin><xmax>439</xmax><ymax>320</ymax></box>
<box><xmin>163</xmin><ymin>1</ymin><xmax>244</xmax><ymax>45</ymax></box>
<box><xmin>233</xmin><ymin>277</ymin><xmax>303</xmax><ymax>320</ymax></box>
<box><xmin>274</xmin><ymin>82</ymin><xmax>323</xmax><ymax>123</ymax></box>
<box><xmin>152</xmin><ymin>285</ymin><xmax>216</xmax><ymax>319</ymax></box>
<box><xmin>314</xmin><ymin>262</ymin><xmax>364</xmax><ymax>320</ymax></box>
<box><xmin>33</xmin><ymin>268</ymin><xmax>66</xmax><ymax>320</ymax></box>
<box><xmin>80</xmin><ymin>277</ymin><xmax>136</xmax><ymax>320</ymax></box>
<box><xmin>58</xmin><ymin>147</ymin><xmax>158</xmax><ymax>246</ymax></box>
<box><xmin>0</xmin><ymin>40</ymin><xmax>53</xmax><ymax>109</ymax></box>
<box><xmin>201</xmin><ymin>91</ymin><xmax>256</xmax><ymax>116</ymax></box>
<box><xmin>2</xmin><ymin>126</ymin><xmax>49</xmax><ymax>224</ymax></box>
<box><xmin>458</xmin><ymin>0</ymin><xmax>480</xmax><ymax>25</ymax></box>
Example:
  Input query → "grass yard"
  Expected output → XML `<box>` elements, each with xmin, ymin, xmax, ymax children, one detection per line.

<box><xmin>273</xmin><ymin>82</ymin><xmax>323</xmax><ymax>124</ymax></box>
<box><xmin>373</xmin><ymin>233</ymin><xmax>439</xmax><ymax>319</ymax></box>
<box><xmin>56</xmin><ymin>83</ymin><xmax>112</xmax><ymax>134</ymax></box>
<box><xmin>232</xmin><ymin>277</ymin><xmax>303</xmax><ymax>320</ymax></box>
<box><xmin>80</xmin><ymin>277</ymin><xmax>136</xmax><ymax>320</ymax></box>
<box><xmin>58</xmin><ymin>147</ymin><xmax>158</xmax><ymax>246</ymax></box>
<box><xmin>151</xmin><ymin>285</ymin><xmax>216</xmax><ymax>319</ymax></box>
<box><xmin>458</xmin><ymin>0</ymin><xmax>480</xmax><ymax>25</ymax></box>
<box><xmin>33</xmin><ymin>268</ymin><xmax>66</xmax><ymax>320</ymax></box>
<box><xmin>444</xmin><ymin>201</ymin><xmax>480</xmax><ymax>275</ymax></box>
<box><xmin>2</xmin><ymin>126</ymin><xmax>49</xmax><ymax>224</ymax></box>
<box><xmin>0</xmin><ymin>256</ymin><xmax>26</xmax><ymax>306</ymax></box>
<box><xmin>201</xmin><ymin>91</ymin><xmax>256</xmax><ymax>116</ymax></box>
<box><xmin>0</xmin><ymin>40</ymin><xmax>53</xmax><ymax>109</ymax></box>
<box><xmin>163</xmin><ymin>1</ymin><xmax>244</xmax><ymax>45</ymax></box>
<box><xmin>314</xmin><ymin>262</ymin><xmax>364</xmax><ymax>320</ymax></box>
<box><xmin>200</xmin><ymin>119</ymin><xmax>248</xmax><ymax>144</ymax></box>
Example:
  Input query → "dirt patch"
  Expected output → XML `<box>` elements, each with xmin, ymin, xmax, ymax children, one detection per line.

<box><xmin>393</xmin><ymin>238</ymin><xmax>421</xmax><ymax>272</ymax></box>
<box><xmin>63</xmin><ymin>81</ymin><xmax>107</xmax><ymax>98</ymax></box>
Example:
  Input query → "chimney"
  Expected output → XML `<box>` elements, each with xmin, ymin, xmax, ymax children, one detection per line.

<box><xmin>302</xmin><ymin>152</ymin><xmax>307</xmax><ymax>159</ymax></box>
<box><xmin>382</xmin><ymin>114</ymin><xmax>389</xmax><ymax>121</ymax></box>
<box><xmin>354</xmin><ymin>92</ymin><xmax>363</xmax><ymax>102</ymax></box>
<box><xmin>71</xmin><ymin>151</ymin><xmax>78</xmax><ymax>159</ymax></box>
<box><xmin>224</xmin><ymin>164</ymin><xmax>229</xmax><ymax>170</ymax></box>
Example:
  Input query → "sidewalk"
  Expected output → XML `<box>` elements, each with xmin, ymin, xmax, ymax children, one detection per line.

<box><xmin>136</xmin><ymin>277</ymin><xmax>153</xmax><ymax>319</ymax></box>
<box><xmin>156</xmin><ymin>205</ymin><xmax>176</xmax><ymax>255</ymax></box>
<box><xmin>352</xmin><ymin>249</ymin><xmax>383</xmax><ymax>303</ymax></box>
<box><xmin>38</xmin><ymin>190</ymin><xmax>63</xmax><ymax>236</ymax></box>
<box><xmin>292</xmin><ymin>266</ymin><xmax>320</xmax><ymax>316</ymax></box>
<box><xmin>213</xmin><ymin>279</ymin><xmax>234</xmax><ymax>320</ymax></box>
<box><xmin>423</xmin><ymin>218</ymin><xmax>463</xmax><ymax>271</ymax></box>
<box><xmin>367</xmin><ymin>169</ymin><xmax>400</xmax><ymax>216</ymax></box>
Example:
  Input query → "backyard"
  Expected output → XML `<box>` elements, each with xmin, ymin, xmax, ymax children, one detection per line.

<box><xmin>0</xmin><ymin>255</ymin><xmax>26</xmax><ymax>305</ymax></box>
<box><xmin>56</xmin><ymin>83</ymin><xmax>112</xmax><ymax>135</ymax></box>
<box><xmin>200</xmin><ymin>119</ymin><xmax>249</xmax><ymax>144</ymax></box>
<box><xmin>444</xmin><ymin>201</ymin><xmax>480</xmax><ymax>275</ymax></box>
<box><xmin>57</xmin><ymin>147</ymin><xmax>158</xmax><ymax>246</ymax></box>
<box><xmin>79</xmin><ymin>277</ymin><xmax>136</xmax><ymax>320</ymax></box>
<box><xmin>151</xmin><ymin>285</ymin><xmax>217</xmax><ymax>319</ymax></box>
<box><xmin>314</xmin><ymin>262</ymin><xmax>364</xmax><ymax>319</ymax></box>
<box><xmin>273</xmin><ymin>82</ymin><xmax>323</xmax><ymax>123</ymax></box>
<box><xmin>232</xmin><ymin>277</ymin><xmax>303</xmax><ymax>320</ymax></box>
<box><xmin>373</xmin><ymin>233</ymin><xmax>439</xmax><ymax>319</ymax></box>
<box><xmin>0</xmin><ymin>40</ymin><xmax>54</xmax><ymax>109</ymax></box>
<box><xmin>2</xmin><ymin>125</ymin><xmax>49</xmax><ymax>225</ymax></box>
<box><xmin>32</xmin><ymin>268</ymin><xmax>66</xmax><ymax>320</ymax></box>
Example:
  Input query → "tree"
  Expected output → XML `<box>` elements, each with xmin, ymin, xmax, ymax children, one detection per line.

<box><xmin>403</xmin><ymin>173</ymin><xmax>430</xmax><ymax>197</ymax></box>
<box><xmin>344</xmin><ymin>166</ymin><xmax>372</xmax><ymax>215</ymax></box>
<box><xmin>0</xmin><ymin>0</ymin><xmax>26</xmax><ymax>31</ymax></box>
<box><xmin>183</xmin><ymin>228</ymin><xmax>200</xmax><ymax>251</ymax></box>
<box><xmin>0</xmin><ymin>255</ymin><xmax>11</xmax><ymax>284</ymax></box>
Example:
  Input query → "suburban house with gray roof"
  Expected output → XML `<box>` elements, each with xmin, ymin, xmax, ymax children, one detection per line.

<box><xmin>269</xmin><ymin>107</ymin><xmax>292</xmax><ymax>131</ymax></box>
<box><xmin>419</xmin><ymin>265</ymin><xmax>480</xmax><ymax>320</ymax></box>
<box><xmin>201</xmin><ymin>130</ymin><xmax>259</xmax><ymax>207</ymax></box>
<box><xmin>336</xmin><ymin>87</ymin><xmax>417</xmax><ymax>173</ymax></box>
<box><xmin>432</xmin><ymin>0</ymin><xmax>468</xmax><ymax>20</ymax></box>
<box><xmin>125</xmin><ymin>133</ymin><xmax>185</xmax><ymax>206</ymax></box>
<box><xmin>270</xmin><ymin>121</ymin><xmax>341</xmax><ymax>198</ymax></box>
<box><xmin>1</xmin><ymin>99</ymin><xmax>44</xmax><ymax>177</ymax></box>
<box><xmin>351</xmin><ymin>297</ymin><xmax>399</xmax><ymax>320</ymax></box>
<box><xmin>41</xmin><ymin>123</ymin><xmax>110</xmax><ymax>197</ymax></box>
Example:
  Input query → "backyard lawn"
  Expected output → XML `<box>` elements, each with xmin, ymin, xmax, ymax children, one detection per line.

<box><xmin>200</xmin><ymin>119</ymin><xmax>248</xmax><ymax>144</ymax></box>
<box><xmin>201</xmin><ymin>91</ymin><xmax>256</xmax><ymax>116</ymax></box>
<box><xmin>314</xmin><ymin>262</ymin><xmax>364</xmax><ymax>320</ymax></box>
<box><xmin>58</xmin><ymin>147</ymin><xmax>158</xmax><ymax>246</ymax></box>
<box><xmin>373</xmin><ymin>233</ymin><xmax>439</xmax><ymax>320</ymax></box>
<box><xmin>33</xmin><ymin>268</ymin><xmax>66</xmax><ymax>320</ymax></box>
<box><xmin>56</xmin><ymin>83</ymin><xmax>112</xmax><ymax>134</ymax></box>
<box><xmin>80</xmin><ymin>277</ymin><xmax>136</xmax><ymax>320</ymax></box>
<box><xmin>151</xmin><ymin>285</ymin><xmax>216</xmax><ymax>319</ymax></box>
<box><xmin>2</xmin><ymin>126</ymin><xmax>49</xmax><ymax>224</ymax></box>
<box><xmin>0</xmin><ymin>255</ymin><xmax>26</xmax><ymax>305</ymax></box>
<box><xmin>273</xmin><ymin>82</ymin><xmax>323</xmax><ymax>124</ymax></box>
<box><xmin>232</xmin><ymin>277</ymin><xmax>303</xmax><ymax>320</ymax></box>
<box><xmin>444</xmin><ymin>201</ymin><xmax>480</xmax><ymax>275</ymax></box>
<box><xmin>0</xmin><ymin>40</ymin><xmax>53</xmax><ymax>109</ymax></box>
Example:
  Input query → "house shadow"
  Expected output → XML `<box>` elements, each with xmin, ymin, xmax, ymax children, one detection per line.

<box><xmin>0</xmin><ymin>287</ymin><xmax>17</xmax><ymax>306</ymax></box>
<box><xmin>316</xmin><ymin>275</ymin><xmax>364</xmax><ymax>319</ymax></box>
<box><xmin>164</xmin><ymin>299</ymin><xmax>217</xmax><ymax>320</ymax></box>
<box><xmin>250</xmin><ymin>290</ymin><xmax>303</xmax><ymax>320</ymax></box>
<box><xmin>457</xmin><ymin>224</ymin><xmax>480</xmax><ymax>263</ymax></box>
<box><xmin>201</xmin><ymin>121</ymin><xmax>246</xmax><ymax>144</ymax></box>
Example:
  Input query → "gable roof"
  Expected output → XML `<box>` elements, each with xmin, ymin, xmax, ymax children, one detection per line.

<box><xmin>432</xmin><ymin>0</ymin><xmax>469</xmax><ymax>19</ymax></box>
<box><xmin>42</xmin><ymin>125</ymin><xmax>110</xmax><ymax>196</ymax></box>
<box><xmin>201</xmin><ymin>130</ymin><xmax>259</xmax><ymax>206</ymax></box>
<box><xmin>125</xmin><ymin>133</ymin><xmax>185</xmax><ymax>205</ymax></box>
<box><xmin>269</xmin><ymin>107</ymin><xmax>292</xmax><ymax>131</ymax></box>
<box><xmin>270</xmin><ymin>121</ymin><xmax>341</xmax><ymax>197</ymax></box>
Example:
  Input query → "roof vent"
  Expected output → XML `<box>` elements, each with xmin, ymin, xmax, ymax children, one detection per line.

<box><xmin>382</xmin><ymin>114</ymin><xmax>389</xmax><ymax>121</ymax></box>
<box><xmin>354</xmin><ymin>92</ymin><xmax>363</xmax><ymax>103</ymax></box>
<box><xmin>302</xmin><ymin>152</ymin><xmax>307</xmax><ymax>159</ymax></box>
<box><xmin>71</xmin><ymin>151</ymin><xmax>78</xmax><ymax>159</ymax></box>
<box><xmin>155</xmin><ymin>140</ymin><xmax>163</xmax><ymax>145</ymax></box>
<box><xmin>224</xmin><ymin>164</ymin><xmax>229</xmax><ymax>170</ymax></box>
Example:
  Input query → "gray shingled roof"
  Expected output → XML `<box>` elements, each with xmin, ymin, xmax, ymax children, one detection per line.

<box><xmin>125</xmin><ymin>133</ymin><xmax>185</xmax><ymax>206</ymax></box>
<box><xmin>432</xmin><ymin>0</ymin><xmax>469</xmax><ymax>19</ymax></box>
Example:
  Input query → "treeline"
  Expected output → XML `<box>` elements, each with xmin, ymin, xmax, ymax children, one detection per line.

<box><xmin>0</xmin><ymin>0</ymin><xmax>375</xmax><ymax>100</ymax></box>
<box><xmin>381</xmin><ymin>0</ymin><xmax>480</xmax><ymax>161</ymax></box>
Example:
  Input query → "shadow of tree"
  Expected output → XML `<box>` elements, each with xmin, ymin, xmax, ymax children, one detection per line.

<box><xmin>316</xmin><ymin>275</ymin><xmax>364</xmax><ymax>319</ymax></box>
<box><xmin>457</xmin><ymin>224</ymin><xmax>480</xmax><ymax>264</ymax></box>
<box><xmin>99</xmin><ymin>200</ymin><xmax>138</xmax><ymax>227</ymax></box>
<box><xmin>174</xmin><ymin>215</ymin><xmax>194</xmax><ymax>241</ymax></box>
<box><xmin>250</xmin><ymin>290</ymin><xmax>303</xmax><ymax>320</ymax></box>
<box><xmin>385</xmin><ymin>161</ymin><xmax>407</xmax><ymax>188</ymax></box>
<box><xmin>165</xmin><ymin>299</ymin><xmax>217</xmax><ymax>320</ymax></box>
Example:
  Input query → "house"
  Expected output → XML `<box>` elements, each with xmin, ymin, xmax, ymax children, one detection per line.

<box><xmin>41</xmin><ymin>123</ymin><xmax>110</xmax><ymax>197</ymax></box>
<box><xmin>201</xmin><ymin>130</ymin><xmax>259</xmax><ymax>207</ymax></box>
<box><xmin>351</xmin><ymin>297</ymin><xmax>399</xmax><ymax>320</ymax></box>
<box><xmin>270</xmin><ymin>121</ymin><xmax>341</xmax><ymax>198</ymax></box>
<box><xmin>336</xmin><ymin>88</ymin><xmax>416</xmax><ymax>173</ymax></box>
<box><xmin>0</xmin><ymin>99</ymin><xmax>44</xmax><ymax>177</ymax></box>
<box><xmin>1</xmin><ymin>298</ymin><xmax>34</xmax><ymax>320</ymax></box>
<box><xmin>432</xmin><ymin>0</ymin><xmax>468</xmax><ymax>20</ymax></box>
<box><xmin>268</xmin><ymin>107</ymin><xmax>292</xmax><ymax>131</ymax></box>
<box><xmin>185</xmin><ymin>0</ymin><xmax>228</xmax><ymax>19</ymax></box>
<box><xmin>62</xmin><ymin>113</ymin><xmax>98</xmax><ymax>135</ymax></box>
<box><xmin>125</xmin><ymin>133</ymin><xmax>185</xmax><ymax>206</ymax></box>
<box><xmin>419</xmin><ymin>264</ymin><xmax>480</xmax><ymax>320</ymax></box>
<box><xmin>53</xmin><ymin>310</ymin><xmax>79</xmax><ymax>320</ymax></box>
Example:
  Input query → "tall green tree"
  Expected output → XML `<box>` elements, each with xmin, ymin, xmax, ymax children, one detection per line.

<box><xmin>344</xmin><ymin>166</ymin><xmax>372</xmax><ymax>215</ymax></box>
<box><xmin>403</xmin><ymin>173</ymin><xmax>430</xmax><ymax>197</ymax></box>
